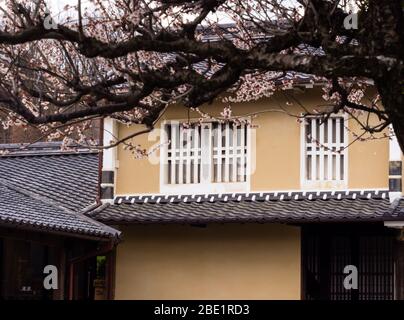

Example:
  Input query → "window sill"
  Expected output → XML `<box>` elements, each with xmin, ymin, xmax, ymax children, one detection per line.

<box><xmin>301</xmin><ymin>180</ymin><xmax>348</xmax><ymax>190</ymax></box>
<box><xmin>160</xmin><ymin>182</ymin><xmax>249</xmax><ymax>195</ymax></box>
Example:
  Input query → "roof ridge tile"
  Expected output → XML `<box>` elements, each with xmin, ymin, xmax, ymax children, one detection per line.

<box><xmin>114</xmin><ymin>189</ymin><xmax>390</xmax><ymax>205</ymax></box>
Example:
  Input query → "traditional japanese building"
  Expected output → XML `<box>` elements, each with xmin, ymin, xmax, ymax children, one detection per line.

<box><xmin>2</xmin><ymin>90</ymin><xmax>404</xmax><ymax>300</ymax></box>
<box><xmin>0</xmin><ymin>143</ymin><xmax>120</xmax><ymax>300</ymax></box>
<box><xmin>88</xmin><ymin>86</ymin><xmax>404</xmax><ymax>300</ymax></box>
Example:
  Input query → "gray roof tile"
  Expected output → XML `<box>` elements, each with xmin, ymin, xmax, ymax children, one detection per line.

<box><xmin>0</xmin><ymin>181</ymin><xmax>118</xmax><ymax>238</ymax></box>
<box><xmin>89</xmin><ymin>190</ymin><xmax>397</xmax><ymax>224</ymax></box>
<box><xmin>0</xmin><ymin>151</ymin><xmax>99</xmax><ymax>211</ymax></box>
<box><xmin>0</xmin><ymin>146</ymin><xmax>119</xmax><ymax>239</ymax></box>
<box><xmin>385</xmin><ymin>198</ymin><xmax>404</xmax><ymax>220</ymax></box>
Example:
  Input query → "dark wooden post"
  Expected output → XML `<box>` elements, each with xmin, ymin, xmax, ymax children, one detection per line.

<box><xmin>395</xmin><ymin>232</ymin><xmax>404</xmax><ymax>300</ymax></box>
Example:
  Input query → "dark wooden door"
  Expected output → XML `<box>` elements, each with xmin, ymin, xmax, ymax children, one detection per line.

<box><xmin>302</xmin><ymin>225</ymin><xmax>395</xmax><ymax>300</ymax></box>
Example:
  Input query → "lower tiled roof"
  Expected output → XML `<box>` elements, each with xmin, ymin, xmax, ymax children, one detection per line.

<box><xmin>0</xmin><ymin>180</ymin><xmax>119</xmax><ymax>239</ymax></box>
<box><xmin>89</xmin><ymin>190</ymin><xmax>397</xmax><ymax>224</ymax></box>
<box><xmin>0</xmin><ymin>143</ymin><xmax>120</xmax><ymax>240</ymax></box>
<box><xmin>0</xmin><ymin>148</ymin><xmax>99</xmax><ymax>211</ymax></box>
<box><xmin>386</xmin><ymin>198</ymin><xmax>404</xmax><ymax>220</ymax></box>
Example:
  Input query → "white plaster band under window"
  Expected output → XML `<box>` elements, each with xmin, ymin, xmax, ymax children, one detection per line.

<box><xmin>160</xmin><ymin>121</ymin><xmax>250</xmax><ymax>193</ymax></box>
<box><xmin>301</xmin><ymin>115</ymin><xmax>348</xmax><ymax>188</ymax></box>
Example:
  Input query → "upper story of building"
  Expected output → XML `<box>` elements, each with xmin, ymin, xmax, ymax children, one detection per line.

<box><xmin>100</xmin><ymin>86</ymin><xmax>402</xmax><ymax>201</ymax></box>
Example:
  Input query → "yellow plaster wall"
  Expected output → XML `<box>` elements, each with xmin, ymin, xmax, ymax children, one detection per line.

<box><xmin>115</xmin><ymin>88</ymin><xmax>389</xmax><ymax>194</ymax></box>
<box><xmin>114</xmin><ymin>223</ymin><xmax>301</xmax><ymax>300</ymax></box>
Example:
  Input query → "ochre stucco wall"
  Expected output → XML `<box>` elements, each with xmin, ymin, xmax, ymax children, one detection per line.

<box><xmin>114</xmin><ymin>223</ymin><xmax>301</xmax><ymax>300</ymax></box>
<box><xmin>115</xmin><ymin>87</ymin><xmax>389</xmax><ymax>194</ymax></box>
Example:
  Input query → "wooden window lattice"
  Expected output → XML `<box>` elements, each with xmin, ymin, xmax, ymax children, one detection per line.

<box><xmin>304</xmin><ymin>117</ymin><xmax>347</xmax><ymax>182</ymax></box>
<box><xmin>164</xmin><ymin>122</ymin><xmax>248</xmax><ymax>185</ymax></box>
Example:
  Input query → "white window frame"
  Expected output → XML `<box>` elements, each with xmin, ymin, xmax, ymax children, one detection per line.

<box><xmin>160</xmin><ymin>119</ymin><xmax>251</xmax><ymax>194</ymax></box>
<box><xmin>300</xmin><ymin>113</ymin><xmax>349</xmax><ymax>189</ymax></box>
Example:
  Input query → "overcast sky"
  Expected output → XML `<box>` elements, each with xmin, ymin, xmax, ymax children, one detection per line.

<box><xmin>48</xmin><ymin>0</ymin><xmax>70</xmax><ymax>11</ymax></box>
<box><xmin>45</xmin><ymin>0</ymin><xmax>234</xmax><ymax>25</ymax></box>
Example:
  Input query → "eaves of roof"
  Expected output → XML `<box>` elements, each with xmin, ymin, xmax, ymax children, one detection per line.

<box><xmin>88</xmin><ymin>190</ymin><xmax>398</xmax><ymax>225</ymax></box>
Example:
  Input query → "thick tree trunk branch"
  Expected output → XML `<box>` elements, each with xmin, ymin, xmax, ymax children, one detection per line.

<box><xmin>0</xmin><ymin>0</ymin><xmax>402</xmax><ymax>150</ymax></box>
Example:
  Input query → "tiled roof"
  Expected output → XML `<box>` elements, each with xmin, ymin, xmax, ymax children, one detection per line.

<box><xmin>170</xmin><ymin>53</ymin><xmax>319</xmax><ymax>84</ymax></box>
<box><xmin>165</xmin><ymin>26</ymin><xmax>325</xmax><ymax>84</ymax></box>
<box><xmin>0</xmin><ymin>147</ymin><xmax>99</xmax><ymax>211</ymax></box>
<box><xmin>386</xmin><ymin>198</ymin><xmax>404</xmax><ymax>220</ymax></box>
<box><xmin>0</xmin><ymin>144</ymin><xmax>120</xmax><ymax>239</ymax></box>
<box><xmin>115</xmin><ymin>190</ymin><xmax>388</xmax><ymax>204</ymax></box>
<box><xmin>89</xmin><ymin>190</ymin><xmax>397</xmax><ymax>224</ymax></box>
<box><xmin>0</xmin><ymin>180</ymin><xmax>118</xmax><ymax>238</ymax></box>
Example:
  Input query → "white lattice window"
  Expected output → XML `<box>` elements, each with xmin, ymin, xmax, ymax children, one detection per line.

<box><xmin>301</xmin><ymin>115</ymin><xmax>348</xmax><ymax>187</ymax></box>
<box><xmin>161</xmin><ymin>121</ymin><xmax>249</xmax><ymax>193</ymax></box>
